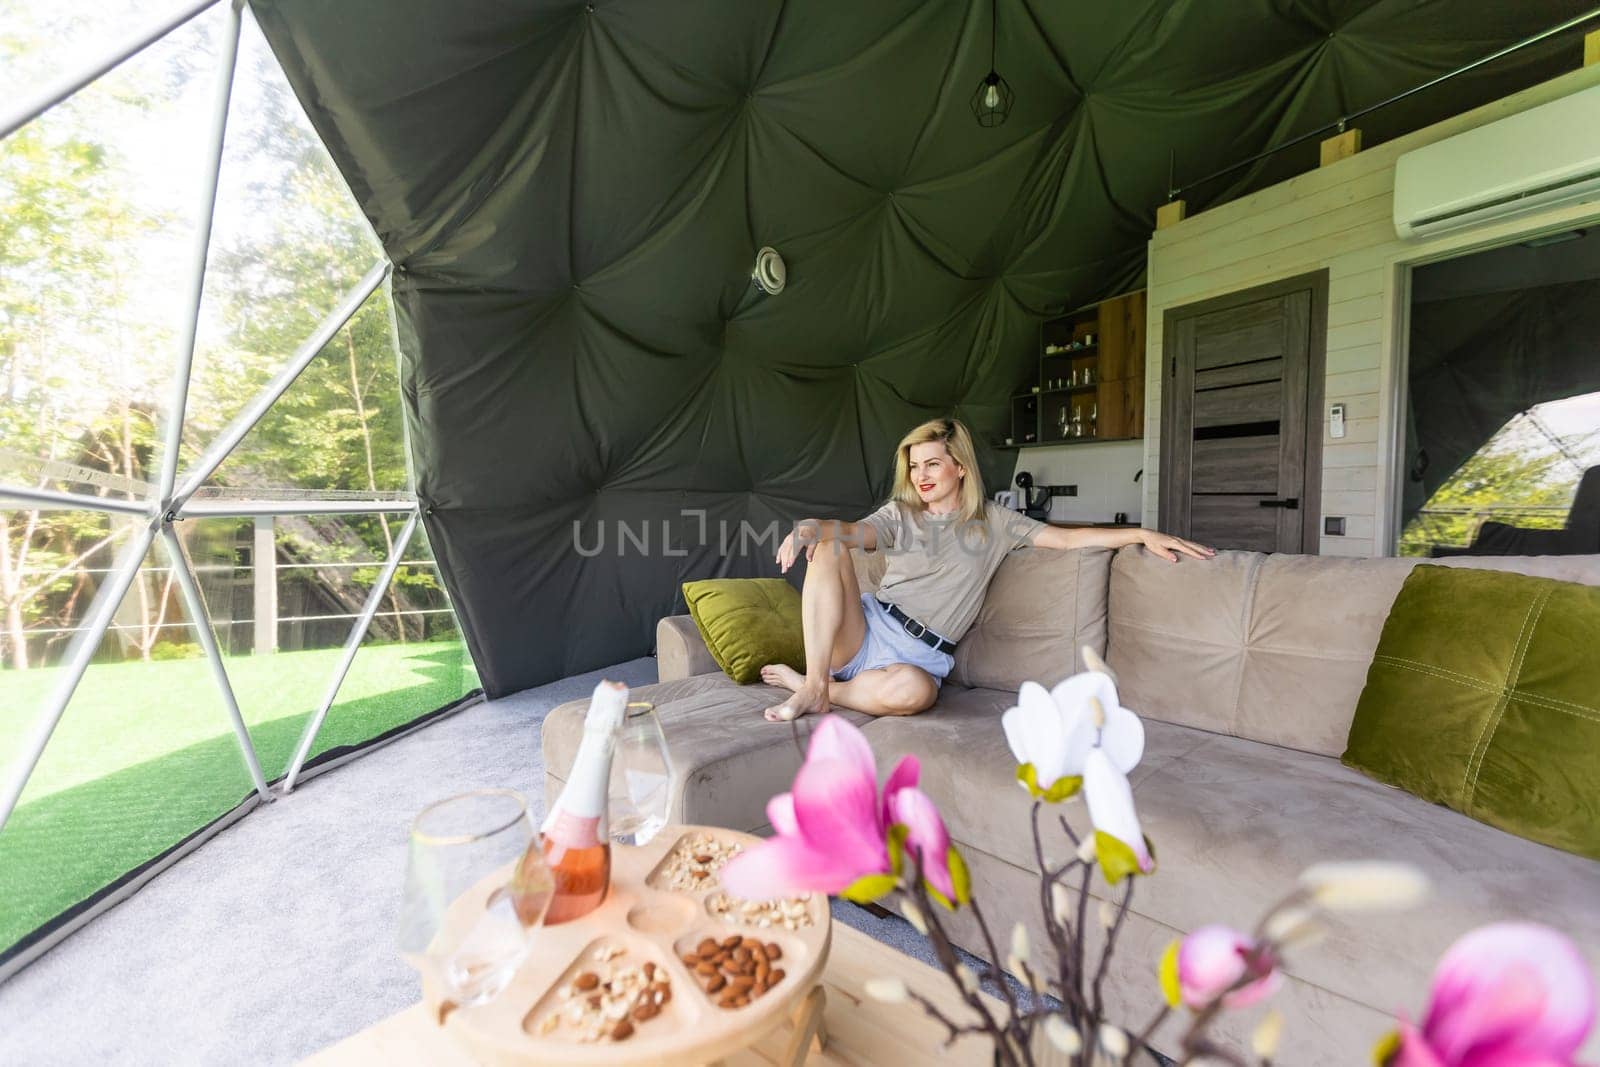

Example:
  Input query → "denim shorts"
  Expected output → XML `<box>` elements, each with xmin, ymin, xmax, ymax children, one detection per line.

<box><xmin>831</xmin><ymin>594</ymin><xmax>955</xmax><ymax>688</ymax></box>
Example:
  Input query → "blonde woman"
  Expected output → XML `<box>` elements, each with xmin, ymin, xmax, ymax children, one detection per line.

<box><xmin>759</xmin><ymin>418</ymin><xmax>1213</xmax><ymax>722</ymax></box>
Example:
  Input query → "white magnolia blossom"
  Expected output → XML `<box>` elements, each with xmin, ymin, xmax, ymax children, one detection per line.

<box><xmin>900</xmin><ymin>899</ymin><xmax>928</xmax><ymax>935</ymax></box>
<box><xmin>1001</xmin><ymin>666</ymin><xmax>1145</xmax><ymax>792</ymax></box>
<box><xmin>1084</xmin><ymin>747</ymin><xmax>1155</xmax><ymax>874</ymax></box>
<box><xmin>1300</xmin><ymin>861</ymin><xmax>1430</xmax><ymax>911</ymax></box>
<box><xmin>956</xmin><ymin>964</ymin><xmax>979</xmax><ymax>995</ymax></box>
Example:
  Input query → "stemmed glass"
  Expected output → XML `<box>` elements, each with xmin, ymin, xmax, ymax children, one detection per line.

<box><xmin>607</xmin><ymin>701</ymin><xmax>675</xmax><ymax>847</ymax></box>
<box><xmin>398</xmin><ymin>789</ymin><xmax>554</xmax><ymax>1011</ymax></box>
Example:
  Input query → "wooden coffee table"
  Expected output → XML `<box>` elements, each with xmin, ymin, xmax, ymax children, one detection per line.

<box><xmin>303</xmin><ymin>920</ymin><xmax>1002</xmax><ymax>1066</ymax></box>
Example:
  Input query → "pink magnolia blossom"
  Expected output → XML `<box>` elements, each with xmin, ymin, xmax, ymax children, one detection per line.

<box><xmin>720</xmin><ymin>716</ymin><xmax>954</xmax><ymax>900</ymax></box>
<box><xmin>1385</xmin><ymin>922</ymin><xmax>1596</xmax><ymax>1067</ymax></box>
<box><xmin>1163</xmin><ymin>925</ymin><xmax>1281</xmax><ymax>1010</ymax></box>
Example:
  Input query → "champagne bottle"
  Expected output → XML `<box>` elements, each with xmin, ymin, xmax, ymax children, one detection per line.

<box><xmin>538</xmin><ymin>679</ymin><xmax>627</xmax><ymax>924</ymax></box>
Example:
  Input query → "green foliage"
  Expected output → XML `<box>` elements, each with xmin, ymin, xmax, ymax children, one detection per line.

<box><xmin>2</xmin><ymin>11</ymin><xmax>449</xmax><ymax>668</ymax></box>
<box><xmin>1400</xmin><ymin>415</ymin><xmax>1586</xmax><ymax>557</ymax></box>
<box><xmin>149</xmin><ymin>641</ymin><xmax>202</xmax><ymax>661</ymax></box>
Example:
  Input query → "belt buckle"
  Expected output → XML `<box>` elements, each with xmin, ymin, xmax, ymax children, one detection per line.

<box><xmin>903</xmin><ymin>618</ymin><xmax>926</xmax><ymax>639</ymax></box>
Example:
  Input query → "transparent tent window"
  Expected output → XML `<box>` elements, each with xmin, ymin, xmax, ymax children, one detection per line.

<box><xmin>0</xmin><ymin>0</ymin><xmax>477</xmax><ymax>965</ymax></box>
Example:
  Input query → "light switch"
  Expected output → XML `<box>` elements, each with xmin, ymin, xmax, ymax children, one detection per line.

<box><xmin>1330</xmin><ymin>403</ymin><xmax>1347</xmax><ymax>439</ymax></box>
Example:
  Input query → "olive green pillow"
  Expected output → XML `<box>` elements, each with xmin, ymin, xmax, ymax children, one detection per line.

<box><xmin>1342</xmin><ymin>565</ymin><xmax>1600</xmax><ymax>859</ymax></box>
<box><xmin>681</xmin><ymin>579</ymin><xmax>804</xmax><ymax>684</ymax></box>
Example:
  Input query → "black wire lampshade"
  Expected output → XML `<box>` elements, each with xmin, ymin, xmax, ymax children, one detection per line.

<box><xmin>971</xmin><ymin>70</ymin><xmax>1013</xmax><ymax>127</ymax></box>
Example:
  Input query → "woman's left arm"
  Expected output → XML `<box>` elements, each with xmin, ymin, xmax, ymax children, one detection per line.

<box><xmin>1032</xmin><ymin>524</ymin><xmax>1216</xmax><ymax>562</ymax></box>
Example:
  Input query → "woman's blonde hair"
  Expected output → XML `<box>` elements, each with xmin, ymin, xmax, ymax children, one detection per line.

<box><xmin>889</xmin><ymin>417</ymin><xmax>987</xmax><ymax>523</ymax></box>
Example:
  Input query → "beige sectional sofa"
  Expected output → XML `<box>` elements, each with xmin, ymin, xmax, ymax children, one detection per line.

<box><xmin>542</xmin><ymin>545</ymin><xmax>1600</xmax><ymax>1063</ymax></box>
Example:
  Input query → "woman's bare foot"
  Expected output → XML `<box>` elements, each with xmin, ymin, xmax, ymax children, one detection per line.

<box><xmin>759</xmin><ymin>663</ymin><xmax>804</xmax><ymax>692</ymax></box>
<box><xmin>762</xmin><ymin>680</ymin><xmax>829</xmax><ymax>723</ymax></box>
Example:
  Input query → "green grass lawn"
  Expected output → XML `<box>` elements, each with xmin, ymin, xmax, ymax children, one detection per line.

<box><xmin>0</xmin><ymin>640</ymin><xmax>479</xmax><ymax>956</ymax></box>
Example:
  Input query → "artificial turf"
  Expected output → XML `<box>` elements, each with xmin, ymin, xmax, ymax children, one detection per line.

<box><xmin>0</xmin><ymin>640</ymin><xmax>479</xmax><ymax>956</ymax></box>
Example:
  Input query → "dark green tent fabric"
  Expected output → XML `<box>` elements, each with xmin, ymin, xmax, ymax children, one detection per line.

<box><xmin>250</xmin><ymin>0</ymin><xmax>1589</xmax><ymax>697</ymax></box>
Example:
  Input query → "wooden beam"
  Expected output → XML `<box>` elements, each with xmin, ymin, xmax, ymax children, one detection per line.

<box><xmin>1319</xmin><ymin>128</ymin><xmax>1363</xmax><ymax>167</ymax></box>
<box><xmin>1155</xmin><ymin>199</ymin><xmax>1187</xmax><ymax>230</ymax></box>
<box><xmin>1585</xmin><ymin>28</ymin><xmax>1599</xmax><ymax>67</ymax></box>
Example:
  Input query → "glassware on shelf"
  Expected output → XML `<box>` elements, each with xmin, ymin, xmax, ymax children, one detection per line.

<box><xmin>1056</xmin><ymin>406</ymin><xmax>1069</xmax><ymax>439</ymax></box>
<box><xmin>399</xmin><ymin>789</ymin><xmax>550</xmax><ymax>1010</ymax></box>
<box><xmin>608</xmin><ymin>701</ymin><xmax>674</xmax><ymax>847</ymax></box>
<box><xmin>1090</xmin><ymin>402</ymin><xmax>1099</xmax><ymax>437</ymax></box>
<box><xmin>1071</xmin><ymin>405</ymin><xmax>1084</xmax><ymax>438</ymax></box>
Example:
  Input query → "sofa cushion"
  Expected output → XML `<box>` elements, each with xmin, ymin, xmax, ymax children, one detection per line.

<box><xmin>948</xmin><ymin>547</ymin><xmax>1111</xmax><ymax>691</ymax></box>
<box><xmin>1343</xmin><ymin>565</ymin><xmax>1600</xmax><ymax>859</ymax></box>
<box><xmin>1107</xmin><ymin>547</ymin><xmax>1600</xmax><ymax>757</ymax></box>
<box><xmin>541</xmin><ymin>674</ymin><xmax>878</xmax><ymax>833</ymax></box>
<box><xmin>862</xmin><ymin>685</ymin><xmax>1211</xmax><ymax>873</ymax></box>
<box><xmin>681</xmin><ymin>578</ymin><xmax>804</xmax><ymax>684</ymax></box>
<box><xmin>1128</xmin><ymin>730</ymin><xmax>1600</xmax><ymax>1034</ymax></box>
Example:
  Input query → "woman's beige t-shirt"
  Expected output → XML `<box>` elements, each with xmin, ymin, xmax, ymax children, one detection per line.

<box><xmin>855</xmin><ymin>499</ymin><xmax>1045</xmax><ymax>643</ymax></box>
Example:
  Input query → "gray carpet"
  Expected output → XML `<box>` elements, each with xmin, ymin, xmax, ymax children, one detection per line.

<box><xmin>0</xmin><ymin>657</ymin><xmax>977</xmax><ymax>1067</ymax></box>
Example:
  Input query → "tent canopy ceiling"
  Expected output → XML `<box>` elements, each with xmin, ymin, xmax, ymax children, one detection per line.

<box><xmin>251</xmin><ymin>0</ymin><xmax>1590</xmax><ymax>696</ymax></box>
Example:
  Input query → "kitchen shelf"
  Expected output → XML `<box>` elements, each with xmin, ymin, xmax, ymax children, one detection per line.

<box><xmin>1010</xmin><ymin>290</ymin><xmax>1146</xmax><ymax>446</ymax></box>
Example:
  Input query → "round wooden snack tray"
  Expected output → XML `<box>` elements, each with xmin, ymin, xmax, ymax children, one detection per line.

<box><xmin>416</xmin><ymin>825</ymin><xmax>832</xmax><ymax>1066</ymax></box>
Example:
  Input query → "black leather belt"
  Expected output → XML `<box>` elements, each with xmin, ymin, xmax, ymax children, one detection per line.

<box><xmin>883</xmin><ymin>601</ymin><xmax>957</xmax><ymax>655</ymax></box>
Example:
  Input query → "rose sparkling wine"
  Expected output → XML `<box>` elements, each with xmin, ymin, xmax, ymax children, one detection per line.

<box><xmin>536</xmin><ymin>679</ymin><xmax>627</xmax><ymax>924</ymax></box>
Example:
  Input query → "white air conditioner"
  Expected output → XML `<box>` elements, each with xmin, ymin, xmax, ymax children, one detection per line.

<box><xmin>1393</xmin><ymin>82</ymin><xmax>1600</xmax><ymax>239</ymax></box>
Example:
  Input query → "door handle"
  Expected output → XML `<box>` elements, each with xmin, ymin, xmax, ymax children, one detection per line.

<box><xmin>1258</xmin><ymin>498</ymin><xmax>1299</xmax><ymax>509</ymax></box>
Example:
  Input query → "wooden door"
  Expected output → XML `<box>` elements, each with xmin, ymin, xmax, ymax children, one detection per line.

<box><xmin>1160</xmin><ymin>272</ymin><xmax>1326</xmax><ymax>553</ymax></box>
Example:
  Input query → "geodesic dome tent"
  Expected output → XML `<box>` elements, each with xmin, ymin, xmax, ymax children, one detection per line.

<box><xmin>0</xmin><ymin>0</ymin><xmax>1592</xmax><ymax>981</ymax></box>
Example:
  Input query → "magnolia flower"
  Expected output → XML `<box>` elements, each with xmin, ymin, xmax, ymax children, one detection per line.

<box><xmin>1160</xmin><ymin>925</ymin><xmax>1282</xmax><ymax>1011</ymax></box>
<box><xmin>1001</xmin><ymin>661</ymin><xmax>1145</xmax><ymax>799</ymax></box>
<box><xmin>720</xmin><ymin>716</ymin><xmax>959</xmax><ymax>903</ymax></box>
<box><xmin>1001</xmin><ymin>653</ymin><xmax>1154</xmax><ymax>877</ymax></box>
<box><xmin>1084</xmin><ymin>746</ymin><xmax>1155</xmax><ymax>877</ymax></box>
<box><xmin>1379</xmin><ymin>922</ymin><xmax>1596</xmax><ymax>1067</ymax></box>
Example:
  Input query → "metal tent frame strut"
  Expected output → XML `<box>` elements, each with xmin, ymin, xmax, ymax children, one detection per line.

<box><xmin>0</xmin><ymin>0</ymin><xmax>427</xmax><ymax>850</ymax></box>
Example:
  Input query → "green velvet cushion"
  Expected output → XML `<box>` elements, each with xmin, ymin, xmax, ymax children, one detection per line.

<box><xmin>681</xmin><ymin>579</ymin><xmax>804</xmax><ymax>685</ymax></box>
<box><xmin>1342</xmin><ymin>564</ymin><xmax>1600</xmax><ymax>859</ymax></box>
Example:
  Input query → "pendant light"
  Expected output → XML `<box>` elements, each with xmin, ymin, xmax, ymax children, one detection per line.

<box><xmin>970</xmin><ymin>0</ymin><xmax>1013</xmax><ymax>127</ymax></box>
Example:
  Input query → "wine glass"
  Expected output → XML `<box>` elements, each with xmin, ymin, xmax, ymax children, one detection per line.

<box><xmin>398</xmin><ymin>789</ymin><xmax>553</xmax><ymax>1010</ymax></box>
<box><xmin>608</xmin><ymin>701</ymin><xmax>675</xmax><ymax>847</ymax></box>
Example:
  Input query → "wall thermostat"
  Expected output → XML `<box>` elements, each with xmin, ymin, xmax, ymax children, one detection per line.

<box><xmin>1329</xmin><ymin>402</ymin><xmax>1347</xmax><ymax>439</ymax></box>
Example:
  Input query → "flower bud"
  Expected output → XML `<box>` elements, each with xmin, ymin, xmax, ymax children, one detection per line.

<box><xmin>1252</xmin><ymin>1010</ymin><xmax>1283</xmax><ymax>1059</ymax></box>
<box><xmin>1098</xmin><ymin>1024</ymin><xmax>1129</xmax><ymax>1058</ymax></box>
<box><xmin>1300</xmin><ymin>861</ymin><xmax>1429</xmax><ymax>911</ymax></box>
<box><xmin>1010</xmin><ymin>921</ymin><xmax>1030</xmax><ymax>963</ymax></box>
<box><xmin>901</xmin><ymin>900</ymin><xmax>928</xmax><ymax>935</ymax></box>
<box><xmin>1044</xmin><ymin>1015</ymin><xmax>1082</xmax><ymax>1054</ymax></box>
<box><xmin>1052</xmin><ymin>882</ymin><xmax>1072</xmax><ymax>924</ymax></box>
<box><xmin>1263</xmin><ymin>905</ymin><xmax>1325</xmax><ymax>949</ymax></box>
<box><xmin>1098</xmin><ymin>899</ymin><xmax>1118</xmax><ymax>929</ymax></box>
<box><xmin>864</xmin><ymin>977</ymin><xmax>908</xmax><ymax>1004</ymax></box>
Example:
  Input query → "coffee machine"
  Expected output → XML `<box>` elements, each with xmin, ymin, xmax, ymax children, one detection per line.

<box><xmin>1013</xmin><ymin>470</ymin><xmax>1052</xmax><ymax>522</ymax></box>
